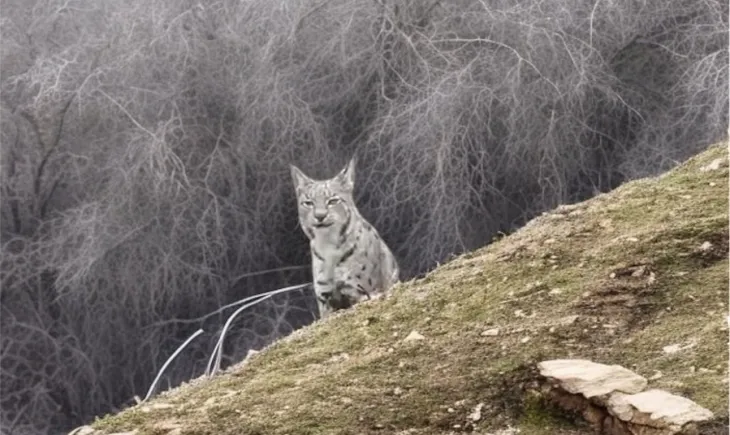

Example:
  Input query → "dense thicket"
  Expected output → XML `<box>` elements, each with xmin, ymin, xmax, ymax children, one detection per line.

<box><xmin>1</xmin><ymin>0</ymin><xmax>726</xmax><ymax>433</ymax></box>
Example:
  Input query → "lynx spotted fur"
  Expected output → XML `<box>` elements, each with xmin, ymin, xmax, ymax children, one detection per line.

<box><xmin>290</xmin><ymin>158</ymin><xmax>399</xmax><ymax>318</ymax></box>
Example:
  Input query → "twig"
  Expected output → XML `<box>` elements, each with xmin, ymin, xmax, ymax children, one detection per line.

<box><xmin>143</xmin><ymin>328</ymin><xmax>204</xmax><ymax>402</ymax></box>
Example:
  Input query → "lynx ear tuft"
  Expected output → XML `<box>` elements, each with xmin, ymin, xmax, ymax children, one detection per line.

<box><xmin>336</xmin><ymin>156</ymin><xmax>356</xmax><ymax>189</ymax></box>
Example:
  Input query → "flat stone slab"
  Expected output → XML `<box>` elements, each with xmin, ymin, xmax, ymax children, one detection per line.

<box><xmin>539</xmin><ymin>359</ymin><xmax>715</xmax><ymax>434</ymax></box>
<box><xmin>609</xmin><ymin>389</ymin><xmax>714</xmax><ymax>430</ymax></box>
<box><xmin>538</xmin><ymin>359</ymin><xmax>648</xmax><ymax>397</ymax></box>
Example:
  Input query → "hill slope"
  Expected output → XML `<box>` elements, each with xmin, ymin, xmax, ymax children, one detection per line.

<box><xmin>90</xmin><ymin>143</ymin><xmax>728</xmax><ymax>435</ymax></box>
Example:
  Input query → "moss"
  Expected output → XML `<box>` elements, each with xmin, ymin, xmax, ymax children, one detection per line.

<box><xmin>91</xmin><ymin>143</ymin><xmax>729</xmax><ymax>435</ymax></box>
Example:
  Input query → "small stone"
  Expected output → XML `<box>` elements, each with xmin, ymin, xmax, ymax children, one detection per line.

<box><xmin>468</xmin><ymin>402</ymin><xmax>485</xmax><ymax>422</ymax></box>
<box><xmin>520</xmin><ymin>336</ymin><xmax>531</xmax><ymax>344</ymax></box>
<box><xmin>630</xmin><ymin>265</ymin><xmax>647</xmax><ymax>277</ymax></box>
<box><xmin>699</xmin><ymin>158</ymin><xmax>724</xmax><ymax>172</ymax></box>
<box><xmin>140</xmin><ymin>403</ymin><xmax>175</xmax><ymax>413</ymax></box>
<box><xmin>393</xmin><ymin>387</ymin><xmax>404</xmax><ymax>396</ymax></box>
<box><xmin>481</xmin><ymin>328</ymin><xmax>500</xmax><ymax>336</ymax></box>
<box><xmin>404</xmin><ymin>330</ymin><xmax>425</xmax><ymax>341</ymax></box>
<box><xmin>662</xmin><ymin>344</ymin><xmax>681</xmax><ymax>354</ymax></box>
<box><xmin>649</xmin><ymin>371</ymin><xmax>663</xmax><ymax>380</ymax></box>
<box><xmin>647</xmin><ymin>272</ymin><xmax>656</xmax><ymax>284</ymax></box>
<box><xmin>447</xmin><ymin>407</ymin><xmax>455</xmax><ymax>413</ymax></box>
<box><xmin>626</xmin><ymin>237</ymin><xmax>639</xmax><ymax>242</ymax></box>
<box><xmin>327</xmin><ymin>352</ymin><xmax>350</xmax><ymax>363</ymax></box>
<box><xmin>558</xmin><ymin>315</ymin><xmax>579</xmax><ymax>326</ymax></box>
<box><xmin>662</xmin><ymin>341</ymin><xmax>696</xmax><ymax>354</ymax></box>
<box><xmin>548</xmin><ymin>288</ymin><xmax>563</xmax><ymax>295</ymax></box>
<box><xmin>699</xmin><ymin>241</ymin><xmax>713</xmax><ymax>252</ymax></box>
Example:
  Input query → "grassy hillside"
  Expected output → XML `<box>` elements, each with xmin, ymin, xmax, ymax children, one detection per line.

<box><xmin>91</xmin><ymin>143</ymin><xmax>728</xmax><ymax>435</ymax></box>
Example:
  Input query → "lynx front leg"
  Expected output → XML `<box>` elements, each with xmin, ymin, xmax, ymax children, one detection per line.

<box><xmin>316</xmin><ymin>294</ymin><xmax>334</xmax><ymax>319</ymax></box>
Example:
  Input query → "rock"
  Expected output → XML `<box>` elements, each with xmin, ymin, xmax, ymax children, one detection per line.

<box><xmin>481</xmin><ymin>328</ymin><xmax>500</xmax><ymax>336</ymax></box>
<box><xmin>648</xmin><ymin>371</ymin><xmax>663</xmax><ymax>381</ymax></box>
<box><xmin>404</xmin><ymin>330</ymin><xmax>425</xmax><ymax>341</ymax></box>
<box><xmin>609</xmin><ymin>389</ymin><xmax>714</xmax><ymax>430</ymax></box>
<box><xmin>468</xmin><ymin>402</ymin><xmax>485</xmax><ymax>422</ymax></box>
<box><xmin>538</xmin><ymin>359</ymin><xmax>647</xmax><ymax>397</ymax></box>
<box><xmin>539</xmin><ymin>359</ymin><xmax>715</xmax><ymax>435</ymax></box>
<box><xmin>662</xmin><ymin>344</ymin><xmax>682</xmax><ymax>354</ymax></box>
<box><xmin>558</xmin><ymin>315</ymin><xmax>579</xmax><ymax>326</ymax></box>
<box><xmin>662</xmin><ymin>341</ymin><xmax>696</xmax><ymax>355</ymax></box>
<box><xmin>699</xmin><ymin>241</ymin><xmax>713</xmax><ymax>252</ymax></box>
<box><xmin>699</xmin><ymin>158</ymin><xmax>724</xmax><ymax>172</ymax></box>
<box><xmin>140</xmin><ymin>402</ymin><xmax>175</xmax><ymax>413</ymax></box>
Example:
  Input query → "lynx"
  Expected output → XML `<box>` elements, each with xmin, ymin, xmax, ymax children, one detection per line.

<box><xmin>290</xmin><ymin>157</ymin><xmax>399</xmax><ymax>319</ymax></box>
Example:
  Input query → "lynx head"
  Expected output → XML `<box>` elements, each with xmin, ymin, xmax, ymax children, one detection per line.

<box><xmin>290</xmin><ymin>158</ymin><xmax>356</xmax><ymax>238</ymax></box>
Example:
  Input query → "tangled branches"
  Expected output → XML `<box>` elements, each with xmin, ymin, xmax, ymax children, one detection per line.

<box><xmin>1</xmin><ymin>0</ymin><xmax>727</xmax><ymax>433</ymax></box>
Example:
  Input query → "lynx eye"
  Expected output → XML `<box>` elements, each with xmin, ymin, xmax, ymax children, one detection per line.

<box><xmin>326</xmin><ymin>197</ymin><xmax>341</xmax><ymax>206</ymax></box>
<box><xmin>301</xmin><ymin>200</ymin><xmax>314</xmax><ymax>207</ymax></box>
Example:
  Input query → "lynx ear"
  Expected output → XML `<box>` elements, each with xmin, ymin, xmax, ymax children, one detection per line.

<box><xmin>290</xmin><ymin>164</ymin><xmax>313</xmax><ymax>190</ymax></box>
<box><xmin>336</xmin><ymin>156</ymin><xmax>356</xmax><ymax>189</ymax></box>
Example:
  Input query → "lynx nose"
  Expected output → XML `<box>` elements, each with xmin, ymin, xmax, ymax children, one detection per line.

<box><xmin>313</xmin><ymin>209</ymin><xmax>328</xmax><ymax>222</ymax></box>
